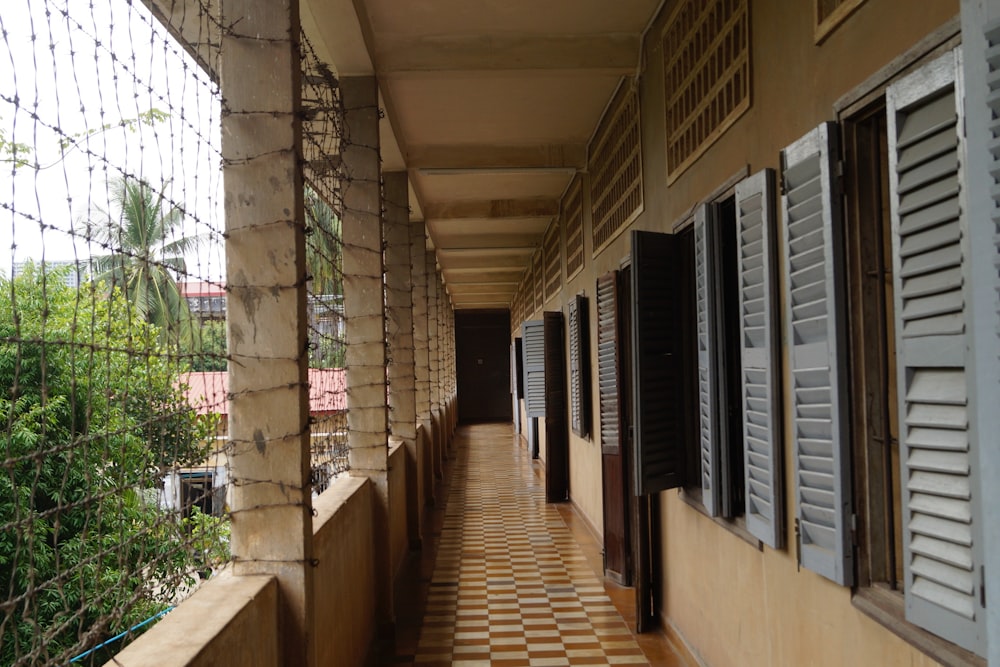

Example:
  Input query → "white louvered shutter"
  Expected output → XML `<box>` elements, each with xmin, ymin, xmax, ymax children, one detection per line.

<box><xmin>568</xmin><ymin>295</ymin><xmax>588</xmax><ymax>438</ymax></box>
<box><xmin>522</xmin><ymin>320</ymin><xmax>546</xmax><ymax>418</ymax></box>
<box><xmin>781</xmin><ymin>122</ymin><xmax>853</xmax><ymax>586</ymax></box>
<box><xmin>736</xmin><ymin>169</ymin><xmax>784</xmax><ymax>548</ymax></box>
<box><xmin>887</xmin><ymin>50</ymin><xmax>985</xmax><ymax>656</ymax></box>
<box><xmin>694</xmin><ymin>204</ymin><xmax>722</xmax><ymax>516</ymax></box>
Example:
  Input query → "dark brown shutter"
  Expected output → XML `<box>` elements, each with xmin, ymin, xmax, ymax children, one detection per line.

<box><xmin>568</xmin><ymin>294</ymin><xmax>590</xmax><ymax>438</ymax></box>
<box><xmin>630</xmin><ymin>230</ymin><xmax>685</xmax><ymax>495</ymax></box>
<box><xmin>596</xmin><ymin>272</ymin><xmax>621</xmax><ymax>455</ymax></box>
<box><xmin>544</xmin><ymin>311</ymin><xmax>569</xmax><ymax>502</ymax></box>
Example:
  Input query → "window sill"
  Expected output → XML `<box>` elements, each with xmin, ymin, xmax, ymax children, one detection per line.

<box><xmin>851</xmin><ymin>587</ymin><xmax>985</xmax><ymax>667</ymax></box>
<box><xmin>677</xmin><ymin>488</ymin><xmax>762</xmax><ymax>551</ymax></box>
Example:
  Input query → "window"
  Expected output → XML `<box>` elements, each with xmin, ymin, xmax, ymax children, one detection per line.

<box><xmin>543</xmin><ymin>220</ymin><xmax>561</xmax><ymax>302</ymax></box>
<box><xmin>662</xmin><ymin>0</ymin><xmax>750</xmax><ymax>181</ymax></box>
<box><xmin>521</xmin><ymin>320</ymin><xmax>545</xmax><ymax>419</ymax></box>
<box><xmin>627</xmin><ymin>175</ymin><xmax>782</xmax><ymax>542</ymax></box>
<box><xmin>785</xmin><ymin>49</ymin><xmax>986</xmax><ymax>659</ymax></box>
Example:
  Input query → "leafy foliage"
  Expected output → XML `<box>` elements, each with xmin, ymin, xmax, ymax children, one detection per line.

<box><xmin>88</xmin><ymin>177</ymin><xmax>200</xmax><ymax>347</ymax></box>
<box><xmin>184</xmin><ymin>319</ymin><xmax>227</xmax><ymax>372</ymax></box>
<box><xmin>0</xmin><ymin>264</ymin><xmax>224</xmax><ymax>665</ymax></box>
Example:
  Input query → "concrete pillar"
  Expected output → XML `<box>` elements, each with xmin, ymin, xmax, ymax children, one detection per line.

<box><xmin>426</xmin><ymin>251</ymin><xmax>441</xmax><ymax>476</ymax></box>
<box><xmin>340</xmin><ymin>76</ymin><xmax>392</xmax><ymax>628</ymax></box>
<box><xmin>221</xmin><ymin>1</ymin><xmax>314</xmax><ymax>665</ymax></box>
<box><xmin>410</xmin><ymin>220</ymin><xmax>433</xmax><ymax>506</ymax></box>
<box><xmin>384</xmin><ymin>171</ymin><xmax>420</xmax><ymax>547</ymax></box>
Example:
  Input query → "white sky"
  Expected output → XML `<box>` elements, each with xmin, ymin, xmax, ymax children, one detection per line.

<box><xmin>0</xmin><ymin>0</ymin><xmax>225</xmax><ymax>280</ymax></box>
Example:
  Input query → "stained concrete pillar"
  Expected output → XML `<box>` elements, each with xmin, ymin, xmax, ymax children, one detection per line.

<box><xmin>410</xmin><ymin>220</ymin><xmax>433</xmax><ymax>507</ymax></box>
<box><xmin>426</xmin><ymin>250</ymin><xmax>441</xmax><ymax>476</ymax></box>
<box><xmin>384</xmin><ymin>171</ymin><xmax>420</xmax><ymax>547</ymax></box>
<box><xmin>340</xmin><ymin>76</ymin><xmax>392</xmax><ymax>628</ymax></box>
<box><xmin>220</xmin><ymin>1</ymin><xmax>314</xmax><ymax>665</ymax></box>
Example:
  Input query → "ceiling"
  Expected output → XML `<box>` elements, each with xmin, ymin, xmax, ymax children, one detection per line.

<box><xmin>304</xmin><ymin>0</ymin><xmax>662</xmax><ymax>310</ymax></box>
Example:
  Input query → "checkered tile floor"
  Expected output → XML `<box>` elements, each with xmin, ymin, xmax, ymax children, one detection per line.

<box><xmin>412</xmin><ymin>424</ymin><xmax>652</xmax><ymax>666</ymax></box>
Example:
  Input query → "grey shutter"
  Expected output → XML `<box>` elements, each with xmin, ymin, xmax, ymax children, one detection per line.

<box><xmin>631</xmin><ymin>230</ymin><xmax>685</xmax><ymax>495</ymax></box>
<box><xmin>694</xmin><ymin>204</ymin><xmax>722</xmax><ymax>516</ymax></box>
<box><xmin>568</xmin><ymin>294</ymin><xmax>590</xmax><ymax>438</ymax></box>
<box><xmin>737</xmin><ymin>169</ymin><xmax>784</xmax><ymax>548</ymax></box>
<box><xmin>887</xmin><ymin>50</ymin><xmax>984</xmax><ymax>655</ymax></box>
<box><xmin>781</xmin><ymin>122</ymin><xmax>853</xmax><ymax>586</ymax></box>
<box><xmin>596</xmin><ymin>273</ymin><xmax>621</xmax><ymax>454</ymax></box>
<box><xmin>522</xmin><ymin>320</ymin><xmax>545</xmax><ymax>418</ymax></box>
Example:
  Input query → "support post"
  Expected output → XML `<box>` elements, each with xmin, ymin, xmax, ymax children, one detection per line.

<box><xmin>341</xmin><ymin>76</ymin><xmax>393</xmax><ymax>630</ymax></box>
<box><xmin>384</xmin><ymin>171</ymin><xmax>420</xmax><ymax>548</ymax></box>
<box><xmin>410</xmin><ymin>220</ymin><xmax>433</xmax><ymax>507</ymax></box>
<box><xmin>221</xmin><ymin>1</ymin><xmax>314</xmax><ymax>664</ymax></box>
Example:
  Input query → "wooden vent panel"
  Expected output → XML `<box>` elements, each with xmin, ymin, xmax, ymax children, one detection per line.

<box><xmin>564</xmin><ymin>176</ymin><xmax>585</xmax><ymax>280</ymax></box>
<box><xmin>533</xmin><ymin>250</ymin><xmax>544</xmax><ymax>313</ymax></box>
<box><xmin>663</xmin><ymin>0</ymin><xmax>750</xmax><ymax>182</ymax></box>
<box><xmin>590</xmin><ymin>82</ymin><xmax>643</xmax><ymax>255</ymax></box>
<box><xmin>543</xmin><ymin>220</ymin><xmax>561</xmax><ymax>302</ymax></box>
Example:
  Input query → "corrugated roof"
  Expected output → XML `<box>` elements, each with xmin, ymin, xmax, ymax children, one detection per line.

<box><xmin>180</xmin><ymin>368</ymin><xmax>346</xmax><ymax>415</ymax></box>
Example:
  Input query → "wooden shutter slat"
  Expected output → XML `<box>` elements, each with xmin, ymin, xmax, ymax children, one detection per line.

<box><xmin>737</xmin><ymin>168</ymin><xmax>783</xmax><ymax>548</ymax></box>
<box><xmin>781</xmin><ymin>121</ymin><xmax>853</xmax><ymax>586</ymax></box>
<box><xmin>522</xmin><ymin>320</ymin><xmax>546</xmax><ymax>418</ymax></box>
<box><xmin>596</xmin><ymin>273</ymin><xmax>621</xmax><ymax>454</ymax></box>
<box><xmin>694</xmin><ymin>204</ymin><xmax>721</xmax><ymax>516</ymax></box>
<box><xmin>630</xmin><ymin>230</ymin><xmax>685</xmax><ymax>495</ymax></box>
<box><xmin>568</xmin><ymin>294</ymin><xmax>590</xmax><ymax>438</ymax></box>
<box><xmin>887</xmin><ymin>51</ymin><xmax>985</xmax><ymax>654</ymax></box>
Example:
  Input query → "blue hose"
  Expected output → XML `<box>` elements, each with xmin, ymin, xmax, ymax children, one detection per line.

<box><xmin>69</xmin><ymin>606</ymin><xmax>174</xmax><ymax>663</ymax></box>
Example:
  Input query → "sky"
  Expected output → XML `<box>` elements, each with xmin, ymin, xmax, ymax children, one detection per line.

<box><xmin>0</xmin><ymin>0</ymin><xmax>225</xmax><ymax>281</ymax></box>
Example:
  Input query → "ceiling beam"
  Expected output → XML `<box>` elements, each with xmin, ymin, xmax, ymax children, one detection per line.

<box><xmin>376</xmin><ymin>33</ymin><xmax>640</xmax><ymax>74</ymax></box>
<box><xmin>407</xmin><ymin>144</ymin><xmax>586</xmax><ymax>170</ymax></box>
<box><xmin>424</xmin><ymin>198</ymin><xmax>558</xmax><ymax>220</ymax></box>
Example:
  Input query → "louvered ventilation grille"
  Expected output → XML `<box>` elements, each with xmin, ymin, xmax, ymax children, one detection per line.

<box><xmin>590</xmin><ymin>84</ymin><xmax>642</xmax><ymax>253</ymax></box>
<box><xmin>739</xmin><ymin>192</ymin><xmax>766</xmax><ymax>348</ymax></box>
<box><xmin>744</xmin><ymin>368</ymin><xmax>773</xmax><ymax>514</ymax></box>
<box><xmin>597</xmin><ymin>276</ymin><xmax>619</xmax><ymax>451</ymax></box>
<box><xmin>895</xmin><ymin>88</ymin><xmax>975</xmax><ymax>619</ymax></box>
<box><xmin>533</xmin><ymin>250</ymin><xmax>543</xmax><ymax>312</ymax></box>
<box><xmin>784</xmin><ymin>150</ymin><xmax>838</xmax><ymax>553</ymax></box>
<box><xmin>663</xmin><ymin>0</ymin><xmax>750</xmax><ymax>181</ymax></box>
<box><xmin>523</xmin><ymin>321</ymin><xmax>546</xmax><ymax>417</ymax></box>
<box><xmin>565</xmin><ymin>177</ymin><xmax>585</xmax><ymax>279</ymax></box>
<box><xmin>543</xmin><ymin>221</ymin><xmax>560</xmax><ymax>302</ymax></box>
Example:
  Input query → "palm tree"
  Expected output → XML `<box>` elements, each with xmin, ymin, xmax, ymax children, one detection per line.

<box><xmin>89</xmin><ymin>177</ymin><xmax>199</xmax><ymax>346</ymax></box>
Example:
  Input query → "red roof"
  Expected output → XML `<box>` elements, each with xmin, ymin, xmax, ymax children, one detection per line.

<box><xmin>178</xmin><ymin>281</ymin><xmax>226</xmax><ymax>298</ymax></box>
<box><xmin>180</xmin><ymin>369</ymin><xmax>346</xmax><ymax>416</ymax></box>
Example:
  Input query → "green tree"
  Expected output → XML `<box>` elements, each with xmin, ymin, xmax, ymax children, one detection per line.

<box><xmin>184</xmin><ymin>319</ymin><xmax>228</xmax><ymax>372</ymax></box>
<box><xmin>88</xmin><ymin>177</ymin><xmax>199</xmax><ymax>347</ymax></box>
<box><xmin>304</xmin><ymin>187</ymin><xmax>343</xmax><ymax>297</ymax></box>
<box><xmin>0</xmin><ymin>265</ymin><xmax>221</xmax><ymax>665</ymax></box>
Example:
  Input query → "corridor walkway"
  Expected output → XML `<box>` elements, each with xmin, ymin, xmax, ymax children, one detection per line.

<box><xmin>390</xmin><ymin>423</ymin><xmax>687</xmax><ymax>666</ymax></box>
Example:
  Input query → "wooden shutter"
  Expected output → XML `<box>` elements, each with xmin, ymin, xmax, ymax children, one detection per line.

<box><xmin>887</xmin><ymin>51</ymin><xmax>984</xmax><ymax>655</ymax></box>
<box><xmin>694</xmin><ymin>204</ymin><xmax>722</xmax><ymax>516</ymax></box>
<box><xmin>737</xmin><ymin>169</ymin><xmax>784</xmax><ymax>548</ymax></box>
<box><xmin>781</xmin><ymin>122</ymin><xmax>853</xmax><ymax>585</ymax></box>
<box><xmin>631</xmin><ymin>230</ymin><xmax>685</xmax><ymax>495</ymax></box>
<box><xmin>596</xmin><ymin>273</ymin><xmax>621</xmax><ymax>454</ymax></box>
<box><xmin>568</xmin><ymin>294</ymin><xmax>590</xmax><ymax>438</ymax></box>
<box><xmin>522</xmin><ymin>320</ymin><xmax>545</xmax><ymax>418</ymax></box>
<box><xmin>544</xmin><ymin>311</ymin><xmax>569</xmax><ymax>501</ymax></box>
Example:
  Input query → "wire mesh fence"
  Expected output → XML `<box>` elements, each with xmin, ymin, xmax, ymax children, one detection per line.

<box><xmin>301</xmin><ymin>32</ymin><xmax>349</xmax><ymax>492</ymax></box>
<box><xmin>0</xmin><ymin>1</ymin><xmax>349</xmax><ymax>663</ymax></box>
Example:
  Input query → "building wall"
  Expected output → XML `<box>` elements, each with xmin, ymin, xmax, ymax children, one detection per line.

<box><xmin>516</xmin><ymin>0</ymin><xmax>970</xmax><ymax>665</ymax></box>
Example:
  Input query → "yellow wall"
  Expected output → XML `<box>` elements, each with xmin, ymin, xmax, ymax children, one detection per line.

<box><xmin>527</xmin><ymin>0</ymin><xmax>962</xmax><ymax>665</ymax></box>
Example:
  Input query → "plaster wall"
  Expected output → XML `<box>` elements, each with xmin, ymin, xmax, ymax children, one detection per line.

<box><xmin>549</xmin><ymin>0</ymin><xmax>963</xmax><ymax>664</ymax></box>
<box><xmin>312</xmin><ymin>477</ymin><xmax>376</xmax><ymax>667</ymax></box>
<box><xmin>388</xmin><ymin>441</ymin><xmax>410</xmax><ymax>578</ymax></box>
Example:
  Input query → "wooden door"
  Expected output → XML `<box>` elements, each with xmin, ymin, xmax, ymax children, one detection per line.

<box><xmin>597</xmin><ymin>272</ymin><xmax>631</xmax><ymax>585</ymax></box>
<box><xmin>543</xmin><ymin>311</ymin><xmax>569</xmax><ymax>502</ymax></box>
